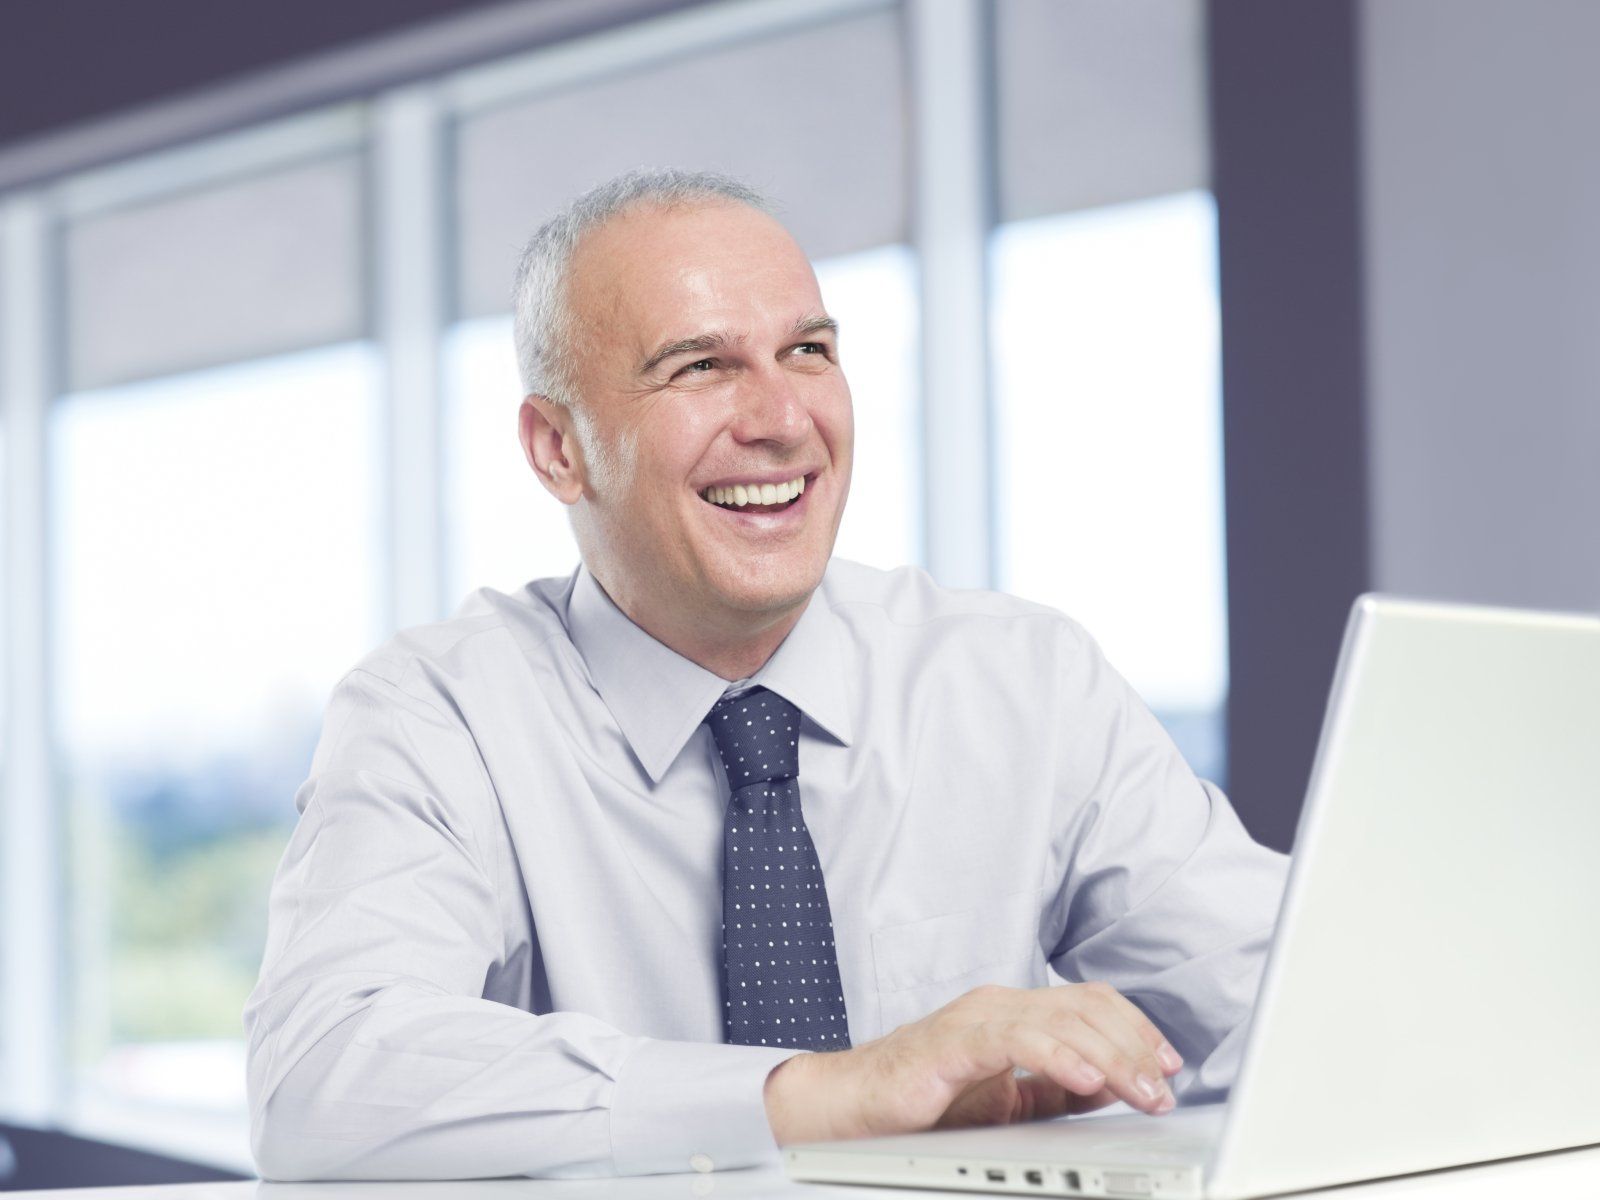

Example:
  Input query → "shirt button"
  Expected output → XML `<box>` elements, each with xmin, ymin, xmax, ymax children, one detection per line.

<box><xmin>689</xmin><ymin>1153</ymin><xmax>715</xmax><ymax>1174</ymax></box>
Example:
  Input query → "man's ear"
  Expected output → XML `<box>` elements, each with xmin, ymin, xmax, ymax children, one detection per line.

<box><xmin>519</xmin><ymin>395</ymin><xmax>586</xmax><ymax>505</ymax></box>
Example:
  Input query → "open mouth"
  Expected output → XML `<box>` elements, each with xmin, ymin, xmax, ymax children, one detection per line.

<box><xmin>698</xmin><ymin>473</ymin><xmax>810</xmax><ymax>515</ymax></box>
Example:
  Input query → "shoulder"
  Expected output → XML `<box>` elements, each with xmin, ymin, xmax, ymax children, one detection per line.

<box><xmin>818</xmin><ymin>558</ymin><xmax>1101</xmax><ymax>672</ymax></box>
<box><xmin>340</xmin><ymin>572</ymin><xmax>577</xmax><ymax>708</ymax></box>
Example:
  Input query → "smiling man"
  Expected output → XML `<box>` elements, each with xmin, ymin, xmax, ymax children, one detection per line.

<box><xmin>518</xmin><ymin>181</ymin><xmax>851</xmax><ymax>682</ymax></box>
<box><xmin>244</xmin><ymin>169</ymin><xmax>1288</xmax><ymax>1182</ymax></box>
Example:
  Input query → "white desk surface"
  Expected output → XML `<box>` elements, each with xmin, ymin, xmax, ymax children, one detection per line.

<box><xmin>10</xmin><ymin>1144</ymin><xmax>1600</xmax><ymax>1200</ymax></box>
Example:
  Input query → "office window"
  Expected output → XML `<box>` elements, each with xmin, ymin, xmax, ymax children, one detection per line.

<box><xmin>49</xmin><ymin>141</ymin><xmax>378</xmax><ymax>1150</ymax></box>
<box><xmin>64</xmin><ymin>157</ymin><xmax>363</xmax><ymax>391</ymax></box>
<box><xmin>992</xmin><ymin>196</ymin><xmax>1227</xmax><ymax>780</ymax></box>
<box><xmin>51</xmin><ymin>344</ymin><xmax>382</xmax><ymax>1149</ymax></box>
<box><xmin>814</xmin><ymin>244</ymin><xmax>919</xmax><ymax>571</ymax></box>
<box><xmin>990</xmin><ymin>0</ymin><xmax>1227</xmax><ymax>782</ymax></box>
<box><xmin>444</xmin><ymin>313</ymin><xmax>578</xmax><ymax>600</ymax></box>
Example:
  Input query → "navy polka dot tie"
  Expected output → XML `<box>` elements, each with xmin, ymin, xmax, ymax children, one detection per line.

<box><xmin>706</xmin><ymin>686</ymin><xmax>851</xmax><ymax>1051</ymax></box>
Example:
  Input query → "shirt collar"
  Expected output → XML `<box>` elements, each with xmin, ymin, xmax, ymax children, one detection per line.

<box><xmin>749</xmin><ymin>573</ymin><xmax>854</xmax><ymax>750</ymax></box>
<box><xmin>566</xmin><ymin>563</ymin><xmax>854</xmax><ymax>785</ymax></box>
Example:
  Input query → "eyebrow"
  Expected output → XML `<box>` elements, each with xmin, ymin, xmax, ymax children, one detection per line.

<box><xmin>791</xmin><ymin>313</ymin><xmax>840</xmax><ymax>340</ymax></box>
<box><xmin>640</xmin><ymin>332</ymin><xmax>737</xmax><ymax>376</ymax></box>
<box><xmin>638</xmin><ymin>314</ymin><xmax>840</xmax><ymax>376</ymax></box>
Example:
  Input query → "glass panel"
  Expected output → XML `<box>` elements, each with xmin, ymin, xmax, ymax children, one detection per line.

<box><xmin>816</xmin><ymin>244</ymin><xmax>919</xmax><ymax>571</ymax></box>
<box><xmin>453</xmin><ymin>10</ymin><xmax>908</xmax><ymax>319</ymax></box>
<box><xmin>52</xmin><ymin>343</ymin><xmax>382</xmax><ymax>1153</ymax></box>
<box><xmin>65</xmin><ymin>157</ymin><xmax>364</xmax><ymax>391</ymax></box>
<box><xmin>444</xmin><ymin>313</ymin><xmax>579</xmax><ymax>601</ymax></box>
<box><xmin>444</xmin><ymin>244</ymin><xmax>920</xmax><ymax>601</ymax></box>
<box><xmin>992</xmin><ymin>194</ymin><xmax>1228</xmax><ymax>782</ymax></box>
<box><xmin>995</xmin><ymin>0</ymin><xmax>1208</xmax><ymax>222</ymax></box>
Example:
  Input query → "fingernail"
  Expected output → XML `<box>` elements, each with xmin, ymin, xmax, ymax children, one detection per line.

<box><xmin>1077</xmin><ymin>1063</ymin><xmax>1106</xmax><ymax>1088</ymax></box>
<box><xmin>1157</xmin><ymin>1042</ymin><xmax>1183</xmax><ymax>1072</ymax></box>
<box><xmin>1154</xmin><ymin>1089</ymin><xmax>1175</xmax><ymax>1115</ymax></box>
<box><xmin>1135</xmin><ymin>1074</ymin><xmax>1163</xmax><ymax>1103</ymax></box>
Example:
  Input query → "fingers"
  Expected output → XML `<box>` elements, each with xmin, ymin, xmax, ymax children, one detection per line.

<box><xmin>1089</xmin><ymin>983</ymin><xmax>1186</xmax><ymax>1076</ymax></box>
<box><xmin>949</xmin><ymin>1008</ymin><xmax>1171</xmax><ymax>1117</ymax></box>
<box><xmin>954</xmin><ymin>1017</ymin><xmax>1112</xmax><ymax>1102</ymax></box>
<box><xmin>1039</xmin><ymin>1006</ymin><xmax>1174</xmax><ymax>1114</ymax></box>
<box><xmin>847</xmin><ymin>981</ymin><xmax>1184</xmax><ymax>1141</ymax></box>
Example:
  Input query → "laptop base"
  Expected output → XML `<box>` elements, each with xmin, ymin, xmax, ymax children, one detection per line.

<box><xmin>785</xmin><ymin>1105</ymin><xmax>1222</xmax><ymax>1199</ymax></box>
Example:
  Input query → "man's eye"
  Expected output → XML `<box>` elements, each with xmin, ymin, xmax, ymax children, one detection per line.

<box><xmin>677</xmin><ymin>358</ymin><xmax>716</xmax><ymax>376</ymax></box>
<box><xmin>795</xmin><ymin>342</ymin><xmax>825</xmax><ymax>355</ymax></box>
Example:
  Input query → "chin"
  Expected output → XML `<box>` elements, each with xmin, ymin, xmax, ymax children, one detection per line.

<box><xmin>708</xmin><ymin>555</ymin><xmax>827</xmax><ymax>615</ymax></box>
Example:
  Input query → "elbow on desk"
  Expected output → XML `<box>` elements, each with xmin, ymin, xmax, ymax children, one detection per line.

<box><xmin>249</xmin><ymin>1088</ymin><xmax>429</xmax><ymax>1183</ymax></box>
<box><xmin>248</xmin><ymin>1073</ymin><xmax>382</xmax><ymax>1183</ymax></box>
<box><xmin>249</xmin><ymin>1114</ymin><xmax>317</xmax><ymax>1183</ymax></box>
<box><xmin>244</xmin><ymin>1010</ymin><xmax>378</xmax><ymax>1181</ymax></box>
<box><xmin>249</xmin><ymin>1101</ymin><xmax>334</xmax><ymax>1182</ymax></box>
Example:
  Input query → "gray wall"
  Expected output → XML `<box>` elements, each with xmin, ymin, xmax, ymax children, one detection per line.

<box><xmin>1214</xmin><ymin>0</ymin><xmax>1600</xmax><ymax>852</ymax></box>
<box><xmin>1361</xmin><ymin>0</ymin><xmax>1600</xmax><ymax>612</ymax></box>
<box><xmin>1210</xmin><ymin>0</ymin><xmax>1369</xmax><ymax>853</ymax></box>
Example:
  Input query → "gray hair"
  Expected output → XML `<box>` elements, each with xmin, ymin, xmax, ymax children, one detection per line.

<box><xmin>511</xmin><ymin>167</ymin><xmax>773</xmax><ymax>407</ymax></box>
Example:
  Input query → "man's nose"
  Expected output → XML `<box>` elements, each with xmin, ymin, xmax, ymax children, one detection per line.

<box><xmin>730</xmin><ymin>364</ymin><xmax>813</xmax><ymax>446</ymax></box>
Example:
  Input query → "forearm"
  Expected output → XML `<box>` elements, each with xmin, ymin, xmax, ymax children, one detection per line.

<box><xmin>248</xmin><ymin>977</ymin><xmax>801</xmax><ymax>1180</ymax></box>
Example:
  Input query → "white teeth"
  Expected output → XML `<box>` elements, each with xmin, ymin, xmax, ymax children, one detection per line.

<box><xmin>702</xmin><ymin>475</ymin><xmax>809</xmax><ymax>509</ymax></box>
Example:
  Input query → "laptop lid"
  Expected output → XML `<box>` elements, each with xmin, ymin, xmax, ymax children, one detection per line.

<box><xmin>1208</xmin><ymin>595</ymin><xmax>1600</xmax><ymax>1198</ymax></box>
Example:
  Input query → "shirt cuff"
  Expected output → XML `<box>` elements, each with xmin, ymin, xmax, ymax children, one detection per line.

<box><xmin>609</xmin><ymin>1039</ymin><xmax>808</xmax><ymax>1175</ymax></box>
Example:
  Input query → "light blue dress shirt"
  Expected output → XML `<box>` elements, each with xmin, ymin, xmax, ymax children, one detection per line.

<box><xmin>243</xmin><ymin>559</ymin><xmax>1288</xmax><ymax>1181</ymax></box>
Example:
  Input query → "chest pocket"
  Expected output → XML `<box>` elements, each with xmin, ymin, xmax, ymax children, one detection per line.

<box><xmin>871</xmin><ymin>886</ymin><xmax>1048</xmax><ymax>1035</ymax></box>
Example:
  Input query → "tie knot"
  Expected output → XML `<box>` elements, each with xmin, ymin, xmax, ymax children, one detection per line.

<box><xmin>704</xmin><ymin>686</ymin><xmax>801</xmax><ymax>786</ymax></box>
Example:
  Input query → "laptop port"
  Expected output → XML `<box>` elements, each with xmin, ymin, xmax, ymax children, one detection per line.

<box><xmin>985</xmin><ymin>1169</ymin><xmax>1007</xmax><ymax>1183</ymax></box>
<box><xmin>1024</xmin><ymin>1170</ymin><xmax>1044</xmax><ymax>1186</ymax></box>
<box><xmin>1104</xmin><ymin>1171</ymin><xmax>1152</xmax><ymax>1198</ymax></box>
<box><xmin>1063</xmin><ymin>1170</ymin><xmax>1081</xmax><ymax>1192</ymax></box>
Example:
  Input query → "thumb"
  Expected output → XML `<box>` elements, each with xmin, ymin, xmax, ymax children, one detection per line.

<box><xmin>934</xmin><ymin>1072</ymin><xmax>1024</xmax><ymax>1129</ymax></box>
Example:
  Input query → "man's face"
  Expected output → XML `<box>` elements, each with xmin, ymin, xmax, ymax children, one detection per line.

<box><xmin>562</xmin><ymin>201</ymin><xmax>853</xmax><ymax>627</ymax></box>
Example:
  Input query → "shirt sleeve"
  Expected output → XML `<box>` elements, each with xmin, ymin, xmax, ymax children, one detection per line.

<box><xmin>1044</xmin><ymin>620</ymin><xmax>1290</xmax><ymax>1105</ymax></box>
<box><xmin>243</xmin><ymin>666</ymin><xmax>803</xmax><ymax>1181</ymax></box>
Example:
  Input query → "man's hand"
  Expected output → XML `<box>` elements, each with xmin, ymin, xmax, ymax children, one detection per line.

<box><xmin>764</xmin><ymin>982</ymin><xmax>1184</xmax><ymax>1145</ymax></box>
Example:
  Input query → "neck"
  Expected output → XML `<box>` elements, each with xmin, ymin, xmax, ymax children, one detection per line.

<box><xmin>591</xmin><ymin>570</ymin><xmax>811</xmax><ymax>681</ymax></box>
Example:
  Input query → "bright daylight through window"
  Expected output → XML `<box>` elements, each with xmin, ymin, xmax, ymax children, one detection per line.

<box><xmin>51</xmin><ymin>344</ymin><xmax>382</xmax><ymax>1156</ymax></box>
<box><xmin>993</xmin><ymin>193</ymin><xmax>1228</xmax><ymax>782</ymax></box>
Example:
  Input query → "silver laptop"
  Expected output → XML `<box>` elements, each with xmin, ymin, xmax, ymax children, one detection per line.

<box><xmin>786</xmin><ymin>594</ymin><xmax>1600</xmax><ymax>1199</ymax></box>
